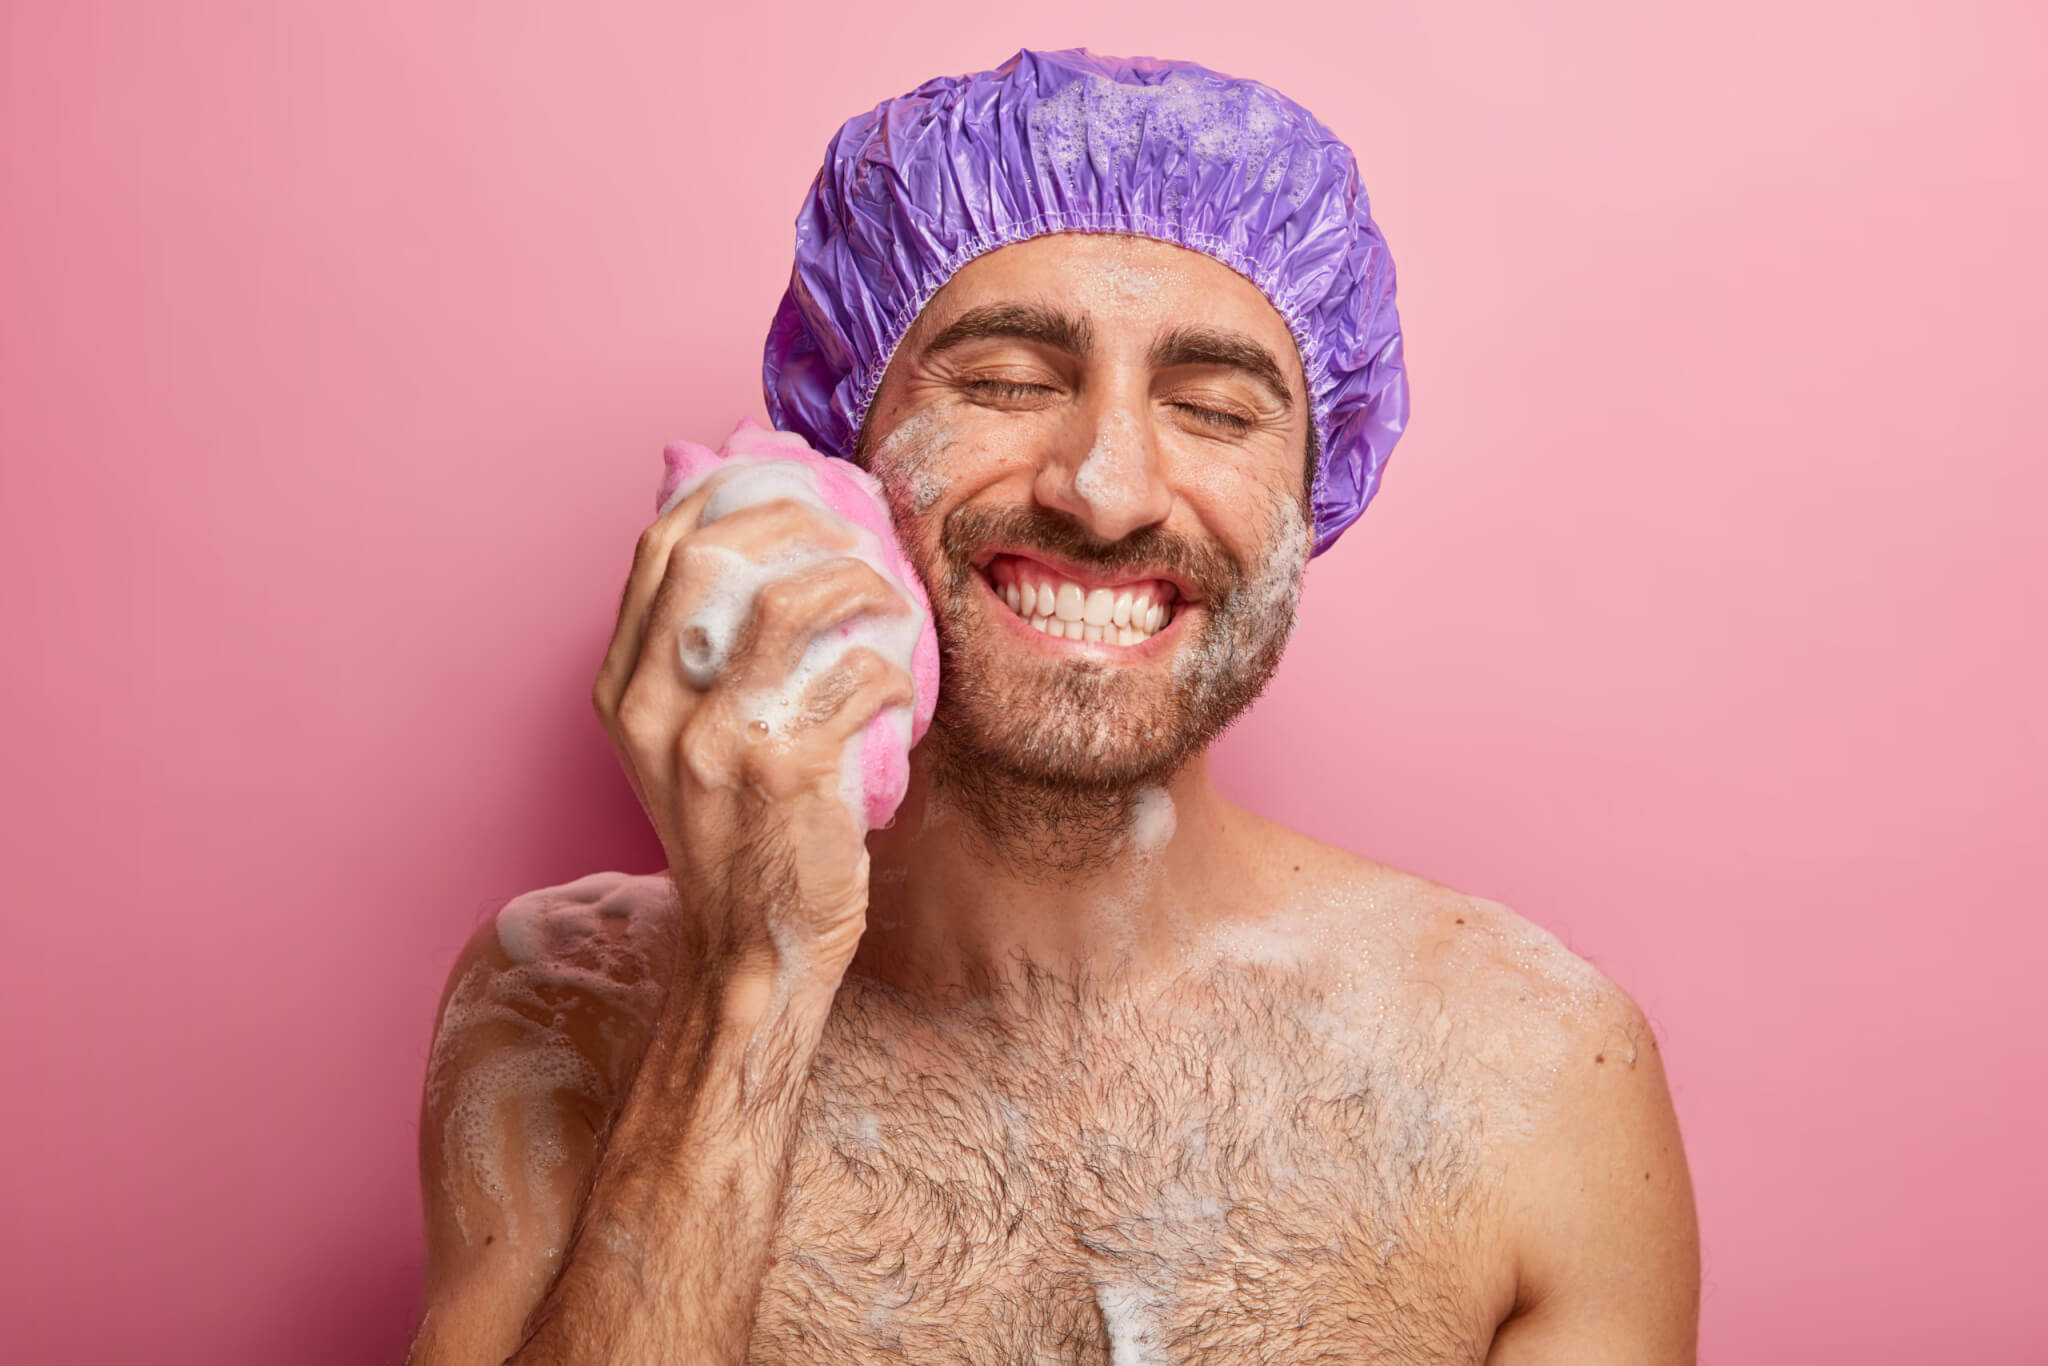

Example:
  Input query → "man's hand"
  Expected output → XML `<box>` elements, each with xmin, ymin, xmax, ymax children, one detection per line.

<box><xmin>592</xmin><ymin>474</ymin><xmax>918</xmax><ymax>977</ymax></box>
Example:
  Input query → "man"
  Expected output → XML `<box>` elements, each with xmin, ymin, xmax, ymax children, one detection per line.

<box><xmin>408</xmin><ymin>49</ymin><xmax>1699</xmax><ymax>1365</ymax></box>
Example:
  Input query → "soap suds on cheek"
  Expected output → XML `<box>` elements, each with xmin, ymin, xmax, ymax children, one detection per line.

<box><xmin>869</xmin><ymin>409</ymin><xmax>956</xmax><ymax>517</ymax></box>
<box><xmin>1172</xmin><ymin>485</ymin><xmax>1309</xmax><ymax>696</ymax></box>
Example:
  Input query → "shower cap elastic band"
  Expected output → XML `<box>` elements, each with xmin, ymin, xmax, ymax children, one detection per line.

<box><xmin>762</xmin><ymin>46</ymin><xmax>1409</xmax><ymax>556</ymax></box>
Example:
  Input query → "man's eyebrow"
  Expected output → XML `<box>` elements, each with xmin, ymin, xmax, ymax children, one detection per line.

<box><xmin>921</xmin><ymin>302</ymin><xmax>1094</xmax><ymax>359</ymax></box>
<box><xmin>1150</xmin><ymin>325</ymin><xmax>1296</xmax><ymax>413</ymax></box>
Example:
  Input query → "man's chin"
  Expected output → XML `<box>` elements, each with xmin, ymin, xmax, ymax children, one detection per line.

<box><xmin>935</xmin><ymin>731</ymin><xmax>1185</xmax><ymax>795</ymax></box>
<box><xmin>925</xmin><ymin>655</ymin><xmax>1196</xmax><ymax>794</ymax></box>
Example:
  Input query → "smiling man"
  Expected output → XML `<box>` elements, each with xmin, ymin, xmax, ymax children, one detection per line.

<box><xmin>409</xmin><ymin>49</ymin><xmax>1699</xmax><ymax>1366</ymax></box>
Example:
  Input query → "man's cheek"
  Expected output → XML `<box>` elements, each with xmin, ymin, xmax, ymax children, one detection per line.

<box><xmin>868</xmin><ymin>411</ymin><xmax>961</xmax><ymax>518</ymax></box>
<box><xmin>1163</xmin><ymin>444</ymin><xmax>1294</xmax><ymax>543</ymax></box>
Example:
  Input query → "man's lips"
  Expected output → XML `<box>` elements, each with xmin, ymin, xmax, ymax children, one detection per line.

<box><xmin>976</xmin><ymin>550</ymin><xmax>1188</xmax><ymax>647</ymax></box>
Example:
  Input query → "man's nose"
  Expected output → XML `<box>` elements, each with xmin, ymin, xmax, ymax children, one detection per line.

<box><xmin>1032</xmin><ymin>402</ymin><xmax>1174</xmax><ymax>544</ymax></box>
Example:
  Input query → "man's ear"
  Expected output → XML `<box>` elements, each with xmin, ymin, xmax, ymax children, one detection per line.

<box><xmin>850</xmin><ymin>408</ymin><xmax>877</xmax><ymax>472</ymax></box>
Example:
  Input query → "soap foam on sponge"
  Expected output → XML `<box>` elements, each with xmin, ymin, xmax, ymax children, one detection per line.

<box><xmin>655</xmin><ymin>419</ymin><xmax>941</xmax><ymax>830</ymax></box>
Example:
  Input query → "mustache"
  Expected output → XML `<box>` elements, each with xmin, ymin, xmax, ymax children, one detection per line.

<box><xmin>937</xmin><ymin>503</ymin><xmax>1240</xmax><ymax>604</ymax></box>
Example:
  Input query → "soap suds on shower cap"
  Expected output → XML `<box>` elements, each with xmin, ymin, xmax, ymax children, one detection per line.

<box><xmin>762</xmin><ymin>47</ymin><xmax>1410</xmax><ymax>556</ymax></box>
<box><xmin>655</xmin><ymin>418</ymin><xmax>942</xmax><ymax>831</ymax></box>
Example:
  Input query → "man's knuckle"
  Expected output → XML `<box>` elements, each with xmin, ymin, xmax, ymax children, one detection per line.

<box><xmin>759</xmin><ymin>496</ymin><xmax>814</xmax><ymax>525</ymax></box>
<box><xmin>679</xmin><ymin>538</ymin><xmax>742</xmax><ymax>580</ymax></box>
<box><xmin>614</xmin><ymin>686</ymin><xmax>666</xmax><ymax>740</ymax></box>
<box><xmin>847</xmin><ymin>648</ymin><xmax>890</xmax><ymax>683</ymax></box>
<box><xmin>756</xmin><ymin>577</ymin><xmax>803</xmax><ymax>620</ymax></box>
<box><xmin>675</xmin><ymin>716</ymin><xmax>727</xmax><ymax>783</ymax></box>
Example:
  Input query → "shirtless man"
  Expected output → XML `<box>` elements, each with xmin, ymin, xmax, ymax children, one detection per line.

<box><xmin>408</xmin><ymin>50</ymin><xmax>1699</xmax><ymax>1365</ymax></box>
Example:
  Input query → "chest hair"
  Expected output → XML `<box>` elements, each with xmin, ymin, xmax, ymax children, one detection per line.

<box><xmin>747</xmin><ymin>958</ymin><xmax>1504</xmax><ymax>1365</ymax></box>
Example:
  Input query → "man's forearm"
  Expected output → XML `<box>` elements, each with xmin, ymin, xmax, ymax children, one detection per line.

<box><xmin>506</xmin><ymin>961</ymin><xmax>836</xmax><ymax>1365</ymax></box>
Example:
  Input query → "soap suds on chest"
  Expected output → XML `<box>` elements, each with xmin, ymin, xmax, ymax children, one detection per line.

<box><xmin>1093</xmin><ymin>1279</ymin><xmax>1173</xmax><ymax>1366</ymax></box>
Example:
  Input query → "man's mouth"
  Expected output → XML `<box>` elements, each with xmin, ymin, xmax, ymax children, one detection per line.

<box><xmin>978</xmin><ymin>551</ymin><xmax>1184</xmax><ymax>646</ymax></box>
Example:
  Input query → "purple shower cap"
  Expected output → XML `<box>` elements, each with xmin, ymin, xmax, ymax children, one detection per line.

<box><xmin>762</xmin><ymin>47</ymin><xmax>1409</xmax><ymax>556</ymax></box>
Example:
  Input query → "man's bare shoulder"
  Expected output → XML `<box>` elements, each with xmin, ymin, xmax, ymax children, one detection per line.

<box><xmin>1222</xmin><ymin>820</ymin><xmax>1655</xmax><ymax>1140</ymax></box>
<box><xmin>484</xmin><ymin>868</ymin><xmax>680</xmax><ymax>959</ymax></box>
<box><xmin>1234</xmin><ymin>824</ymin><xmax>1698</xmax><ymax>1352</ymax></box>
<box><xmin>432</xmin><ymin>870</ymin><xmax>681</xmax><ymax>1059</ymax></box>
<box><xmin>420</xmin><ymin>871</ymin><xmax>680</xmax><ymax>1257</ymax></box>
<box><xmin>412</xmin><ymin>872</ymin><xmax>687</xmax><ymax>1362</ymax></box>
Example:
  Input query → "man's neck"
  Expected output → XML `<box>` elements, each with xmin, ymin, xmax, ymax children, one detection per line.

<box><xmin>852</xmin><ymin>748</ymin><xmax>1262</xmax><ymax>999</ymax></box>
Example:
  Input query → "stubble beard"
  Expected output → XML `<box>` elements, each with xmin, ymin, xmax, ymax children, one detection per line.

<box><xmin>906</xmin><ymin>495</ymin><xmax>1310</xmax><ymax>879</ymax></box>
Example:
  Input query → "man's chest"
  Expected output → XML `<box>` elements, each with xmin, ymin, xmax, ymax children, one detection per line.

<box><xmin>743</xmin><ymin>971</ymin><xmax>1510</xmax><ymax>1364</ymax></box>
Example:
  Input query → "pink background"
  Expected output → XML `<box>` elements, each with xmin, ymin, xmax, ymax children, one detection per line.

<box><xmin>3</xmin><ymin>3</ymin><xmax>2041</xmax><ymax>1361</ymax></box>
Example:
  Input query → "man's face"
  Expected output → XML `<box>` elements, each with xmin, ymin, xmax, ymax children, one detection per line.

<box><xmin>860</xmin><ymin>233</ymin><xmax>1314</xmax><ymax>792</ymax></box>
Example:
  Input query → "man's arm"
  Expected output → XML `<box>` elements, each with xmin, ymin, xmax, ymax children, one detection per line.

<box><xmin>1485</xmin><ymin>993</ymin><xmax>1701</xmax><ymax>1365</ymax></box>
<box><xmin>406</xmin><ymin>891</ymin><xmax>844</xmax><ymax>1366</ymax></box>
<box><xmin>505</xmin><ymin>945</ymin><xmax>839</xmax><ymax>1363</ymax></box>
<box><xmin>410</xmin><ymin>445</ymin><xmax>917</xmax><ymax>1362</ymax></box>
<box><xmin>408</xmin><ymin>911</ymin><xmax>601</xmax><ymax>1365</ymax></box>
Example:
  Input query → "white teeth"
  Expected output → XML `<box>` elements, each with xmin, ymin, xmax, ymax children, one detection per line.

<box><xmin>993</xmin><ymin>563</ymin><xmax>1177</xmax><ymax>646</ymax></box>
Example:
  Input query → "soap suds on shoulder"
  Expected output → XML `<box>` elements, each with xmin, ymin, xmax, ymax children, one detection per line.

<box><xmin>1180</xmin><ymin>861</ymin><xmax>1633</xmax><ymax>1158</ymax></box>
<box><xmin>428</xmin><ymin>873</ymin><xmax>671</xmax><ymax>1247</ymax></box>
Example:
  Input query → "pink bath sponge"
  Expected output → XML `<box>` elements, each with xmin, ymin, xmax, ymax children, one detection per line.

<box><xmin>655</xmin><ymin>418</ymin><xmax>941</xmax><ymax>830</ymax></box>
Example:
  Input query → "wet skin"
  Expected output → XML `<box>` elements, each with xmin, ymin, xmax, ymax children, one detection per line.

<box><xmin>412</xmin><ymin>235</ymin><xmax>1700</xmax><ymax>1364</ymax></box>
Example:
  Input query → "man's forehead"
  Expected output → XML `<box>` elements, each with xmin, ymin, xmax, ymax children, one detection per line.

<box><xmin>929</xmin><ymin>234</ymin><xmax>1282</xmax><ymax>324</ymax></box>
